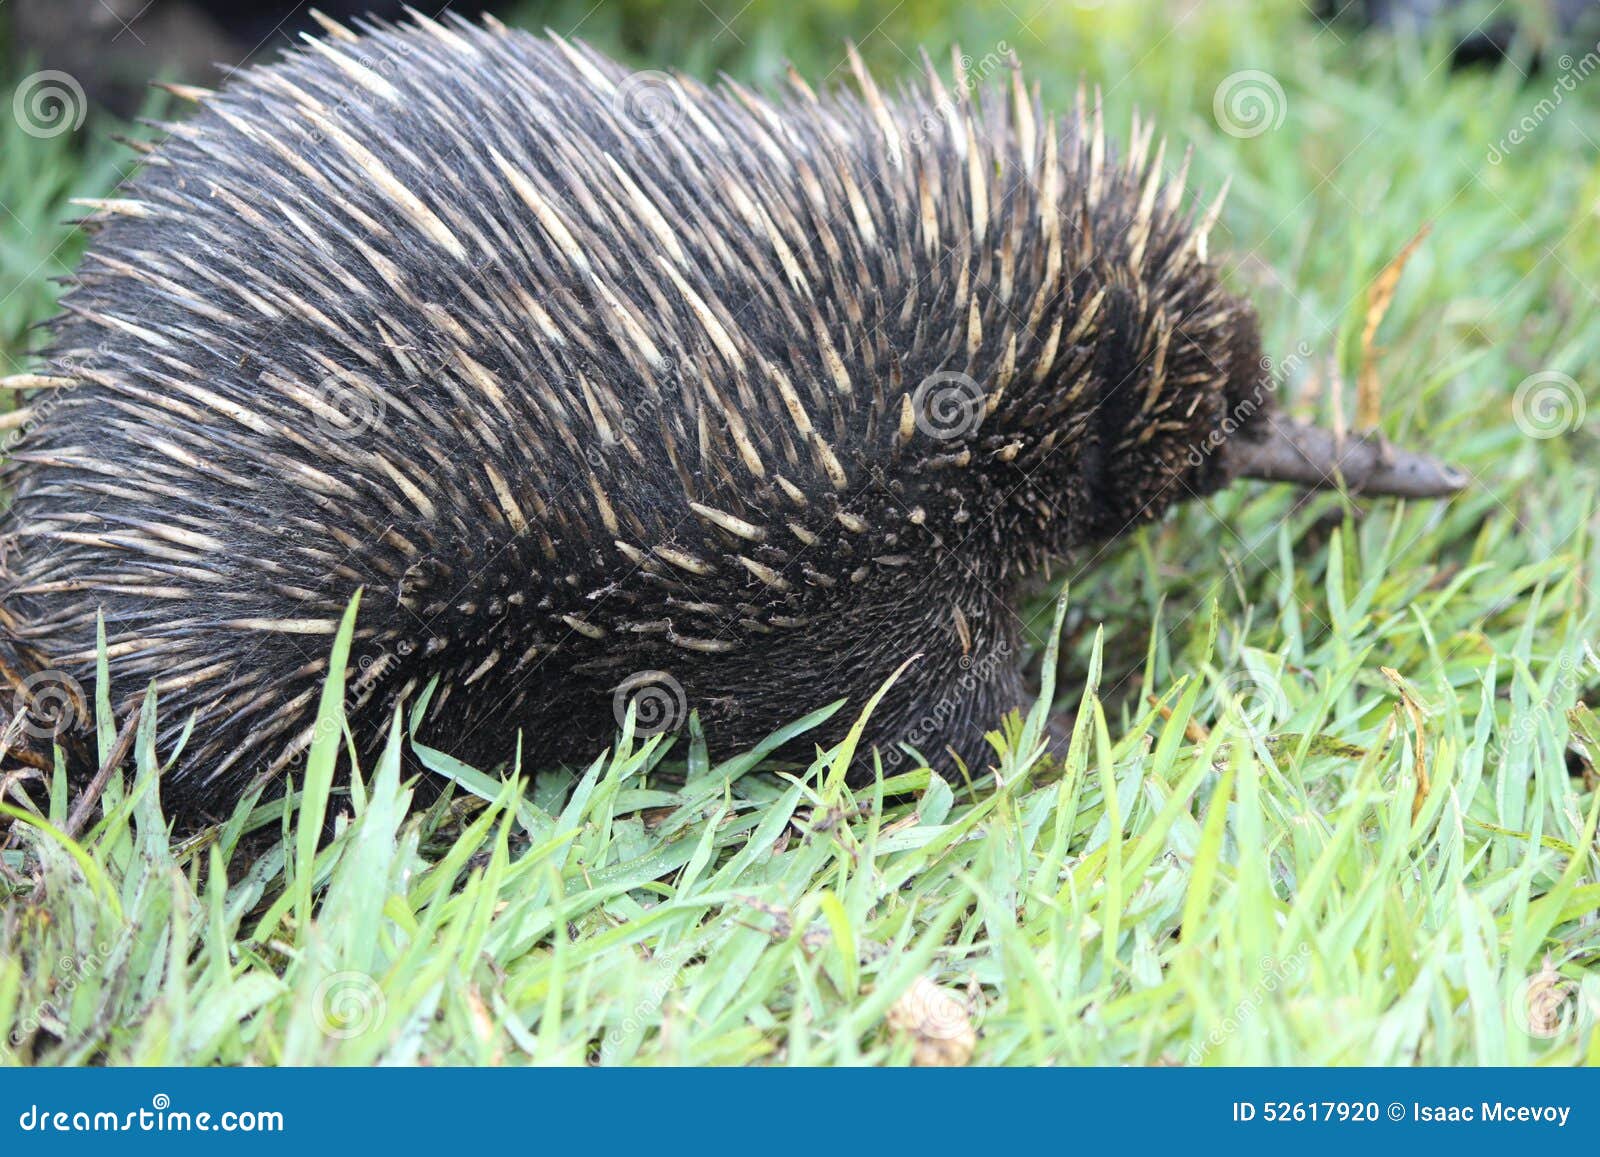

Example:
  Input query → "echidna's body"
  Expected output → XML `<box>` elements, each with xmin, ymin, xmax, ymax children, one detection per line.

<box><xmin>1</xmin><ymin>14</ymin><xmax>1277</xmax><ymax>823</ymax></box>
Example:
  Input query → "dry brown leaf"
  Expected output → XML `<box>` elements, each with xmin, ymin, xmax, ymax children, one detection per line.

<box><xmin>1358</xmin><ymin>224</ymin><xmax>1432</xmax><ymax>429</ymax></box>
<box><xmin>1381</xmin><ymin>666</ymin><xmax>1430</xmax><ymax>822</ymax></box>
<box><xmin>463</xmin><ymin>983</ymin><xmax>503</xmax><ymax>1063</ymax></box>
<box><xmin>886</xmin><ymin>975</ymin><xmax>977</xmax><ymax>1066</ymax></box>
<box><xmin>1147</xmin><ymin>693</ymin><xmax>1210</xmax><ymax>743</ymax></box>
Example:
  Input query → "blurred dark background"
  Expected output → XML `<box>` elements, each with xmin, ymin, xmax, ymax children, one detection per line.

<box><xmin>9</xmin><ymin>0</ymin><xmax>1600</xmax><ymax>120</ymax></box>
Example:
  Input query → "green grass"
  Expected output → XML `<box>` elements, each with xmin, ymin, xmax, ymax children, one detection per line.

<box><xmin>3</xmin><ymin>0</ymin><xmax>1599</xmax><ymax>1065</ymax></box>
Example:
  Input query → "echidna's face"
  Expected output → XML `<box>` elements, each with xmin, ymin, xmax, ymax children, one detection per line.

<box><xmin>1082</xmin><ymin>292</ymin><xmax>1275</xmax><ymax>545</ymax></box>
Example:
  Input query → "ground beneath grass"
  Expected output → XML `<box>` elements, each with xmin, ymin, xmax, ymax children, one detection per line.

<box><xmin>2</xmin><ymin>0</ymin><xmax>1599</xmax><ymax>1064</ymax></box>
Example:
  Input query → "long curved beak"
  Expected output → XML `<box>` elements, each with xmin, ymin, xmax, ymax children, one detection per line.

<box><xmin>1226</xmin><ymin>419</ymin><xmax>1468</xmax><ymax>500</ymax></box>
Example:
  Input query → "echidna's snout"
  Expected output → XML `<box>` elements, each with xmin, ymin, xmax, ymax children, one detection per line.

<box><xmin>1225</xmin><ymin>418</ymin><xmax>1468</xmax><ymax>500</ymax></box>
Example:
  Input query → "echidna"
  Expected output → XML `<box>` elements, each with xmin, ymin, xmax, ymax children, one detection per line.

<box><xmin>0</xmin><ymin>12</ymin><xmax>1463</xmax><ymax>825</ymax></box>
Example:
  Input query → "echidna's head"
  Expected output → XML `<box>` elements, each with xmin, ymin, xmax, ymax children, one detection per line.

<box><xmin>1066</xmin><ymin>276</ymin><xmax>1276</xmax><ymax>549</ymax></box>
<box><xmin>841</xmin><ymin>82</ymin><xmax>1296</xmax><ymax>572</ymax></box>
<box><xmin>918</xmin><ymin>226</ymin><xmax>1279</xmax><ymax>567</ymax></box>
